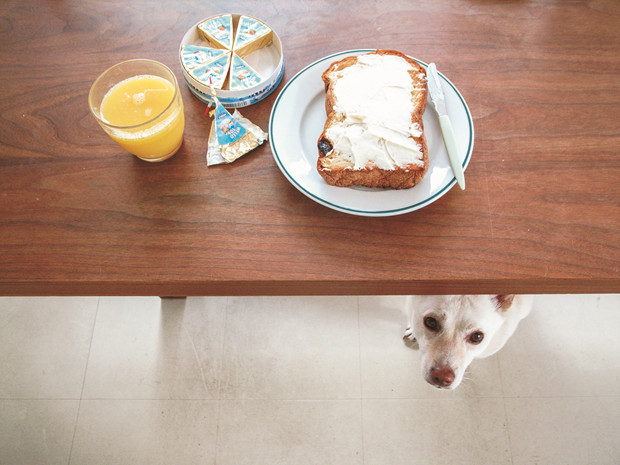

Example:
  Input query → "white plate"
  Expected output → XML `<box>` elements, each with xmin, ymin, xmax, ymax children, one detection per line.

<box><xmin>269</xmin><ymin>49</ymin><xmax>474</xmax><ymax>217</ymax></box>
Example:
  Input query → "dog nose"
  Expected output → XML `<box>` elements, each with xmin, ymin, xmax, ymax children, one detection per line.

<box><xmin>430</xmin><ymin>366</ymin><xmax>455</xmax><ymax>388</ymax></box>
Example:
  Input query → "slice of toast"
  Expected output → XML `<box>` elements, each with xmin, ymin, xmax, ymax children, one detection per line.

<box><xmin>317</xmin><ymin>50</ymin><xmax>429</xmax><ymax>189</ymax></box>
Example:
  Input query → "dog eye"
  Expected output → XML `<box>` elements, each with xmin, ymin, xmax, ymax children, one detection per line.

<box><xmin>424</xmin><ymin>317</ymin><xmax>440</xmax><ymax>332</ymax></box>
<box><xmin>469</xmin><ymin>332</ymin><xmax>484</xmax><ymax>344</ymax></box>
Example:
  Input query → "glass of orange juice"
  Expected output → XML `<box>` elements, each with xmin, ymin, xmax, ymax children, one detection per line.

<box><xmin>88</xmin><ymin>59</ymin><xmax>185</xmax><ymax>162</ymax></box>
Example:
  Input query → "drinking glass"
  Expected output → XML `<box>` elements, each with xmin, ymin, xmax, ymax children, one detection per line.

<box><xmin>89</xmin><ymin>59</ymin><xmax>185</xmax><ymax>162</ymax></box>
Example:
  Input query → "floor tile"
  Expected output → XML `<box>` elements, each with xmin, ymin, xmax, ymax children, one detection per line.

<box><xmin>3</xmin><ymin>294</ymin><xmax>617</xmax><ymax>465</ymax></box>
<box><xmin>81</xmin><ymin>297</ymin><xmax>227</xmax><ymax>400</ymax></box>
<box><xmin>0</xmin><ymin>399</ymin><xmax>79</xmax><ymax>465</ymax></box>
<box><xmin>362</xmin><ymin>398</ymin><xmax>512</xmax><ymax>465</ymax></box>
<box><xmin>505</xmin><ymin>396</ymin><xmax>620</xmax><ymax>464</ymax></box>
<box><xmin>0</xmin><ymin>297</ymin><xmax>98</xmax><ymax>399</ymax></box>
<box><xmin>216</xmin><ymin>400</ymin><xmax>363</xmax><ymax>465</ymax></box>
<box><xmin>358</xmin><ymin>295</ymin><xmax>504</xmax><ymax>398</ymax></box>
<box><xmin>498</xmin><ymin>294</ymin><xmax>620</xmax><ymax>398</ymax></box>
<box><xmin>70</xmin><ymin>400</ymin><xmax>219</xmax><ymax>465</ymax></box>
<box><xmin>220</xmin><ymin>296</ymin><xmax>361</xmax><ymax>400</ymax></box>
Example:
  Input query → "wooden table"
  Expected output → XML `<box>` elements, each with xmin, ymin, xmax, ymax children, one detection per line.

<box><xmin>1</xmin><ymin>0</ymin><xmax>618</xmax><ymax>296</ymax></box>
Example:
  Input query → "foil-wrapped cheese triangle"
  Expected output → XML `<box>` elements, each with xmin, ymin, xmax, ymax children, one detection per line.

<box><xmin>233</xmin><ymin>16</ymin><xmax>273</xmax><ymax>58</ymax></box>
<box><xmin>197</xmin><ymin>14</ymin><xmax>234</xmax><ymax>50</ymax></box>
<box><xmin>209</xmin><ymin>90</ymin><xmax>261</xmax><ymax>163</ymax></box>
<box><xmin>181</xmin><ymin>44</ymin><xmax>227</xmax><ymax>70</ymax></box>
<box><xmin>188</xmin><ymin>53</ymin><xmax>231</xmax><ymax>90</ymax></box>
<box><xmin>229</xmin><ymin>53</ymin><xmax>263</xmax><ymax>90</ymax></box>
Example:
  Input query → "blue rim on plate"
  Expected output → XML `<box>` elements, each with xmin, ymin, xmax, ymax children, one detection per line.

<box><xmin>269</xmin><ymin>49</ymin><xmax>474</xmax><ymax>217</ymax></box>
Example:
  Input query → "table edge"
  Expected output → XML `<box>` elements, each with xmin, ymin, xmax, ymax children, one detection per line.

<box><xmin>1</xmin><ymin>279</ymin><xmax>618</xmax><ymax>296</ymax></box>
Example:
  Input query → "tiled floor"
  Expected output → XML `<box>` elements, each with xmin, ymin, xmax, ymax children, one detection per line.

<box><xmin>1</xmin><ymin>294</ymin><xmax>619</xmax><ymax>464</ymax></box>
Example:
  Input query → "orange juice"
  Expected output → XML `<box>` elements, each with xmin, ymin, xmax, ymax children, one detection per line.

<box><xmin>100</xmin><ymin>75</ymin><xmax>184</xmax><ymax>160</ymax></box>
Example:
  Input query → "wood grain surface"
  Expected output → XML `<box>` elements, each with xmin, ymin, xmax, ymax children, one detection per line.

<box><xmin>1</xmin><ymin>0</ymin><xmax>619</xmax><ymax>296</ymax></box>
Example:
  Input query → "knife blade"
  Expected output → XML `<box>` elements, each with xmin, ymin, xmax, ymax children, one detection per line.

<box><xmin>427</xmin><ymin>63</ymin><xmax>465</xmax><ymax>190</ymax></box>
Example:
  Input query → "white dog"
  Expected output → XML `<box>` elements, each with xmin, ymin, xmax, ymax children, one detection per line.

<box><xmin>404</xmin><ymin>295</ymin><xmax>533</xmax><ymax>390</ymax></box>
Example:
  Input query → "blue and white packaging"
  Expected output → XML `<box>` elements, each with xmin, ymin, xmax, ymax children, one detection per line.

<box><xmin>180</xmin><ymin>14</ymin><xmax>284</xmax><ymax>108</ymax></box>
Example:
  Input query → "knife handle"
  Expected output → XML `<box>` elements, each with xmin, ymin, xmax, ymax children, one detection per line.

<box><xmin>438</xmin><ymin>114</ymin><xmax>466</xmax><ymax>190</ymax></box>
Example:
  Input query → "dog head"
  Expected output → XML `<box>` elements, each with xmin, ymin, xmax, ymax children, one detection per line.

<box><xmin>409</xmin><ymin>295</ymin><xmax>515</xmax><ymax>390</ymax></box>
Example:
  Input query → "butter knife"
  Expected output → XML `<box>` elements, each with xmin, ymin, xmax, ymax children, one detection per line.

<box><xmin>427</xmin><ymin>63</ymin><xmax>465</xmax><ymax>190</ymax></box>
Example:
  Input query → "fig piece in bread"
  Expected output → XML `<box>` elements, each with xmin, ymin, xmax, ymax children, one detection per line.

<box><xmin>317</xmin><ymin>50</ymin><xmax>429</xmax><ymax>189</ymax></box>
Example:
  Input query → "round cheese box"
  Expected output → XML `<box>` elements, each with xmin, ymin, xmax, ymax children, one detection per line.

<box><xmin>179</xmin><ymin>14</ymin><xmax>284</xmax><ymax>108</ymax></box>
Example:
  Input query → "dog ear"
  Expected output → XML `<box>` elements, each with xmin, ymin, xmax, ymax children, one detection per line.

<box><xmin>494</xmin><ymin>295</ymin><xmax>515</xmax><ymax>312</ymax></box>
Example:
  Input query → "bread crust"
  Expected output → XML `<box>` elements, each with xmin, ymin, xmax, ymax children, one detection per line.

<box><xmin>317</xmin><ymin>50</ymin><xmax>429</xmax><ymax>189</ymax></box>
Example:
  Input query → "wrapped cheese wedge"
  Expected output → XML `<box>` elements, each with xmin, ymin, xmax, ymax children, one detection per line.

<box><xmin>206</xmin><ymin>90</ymin><xmax>267</xmax><ymax>165</ymax></box>
<box><xmin>198</xmin><ymin>14</ymin><xmax>234</xmax><ymax>49</ymax></box>
<box><xmin>233</xmin><ymin>15</ymin><xmax>273</xmax><ymax>58</ymax></box>
<box><xmin>229</xmin><ymin>53</ymin><xmax>263</xmax><ymax>90</ymax></box>
<box><xmin>188</xmin><ymin>53</ymin><xmax>231</xmax><ymax>90</ymax></box>
<box><xmin>181</xmin><ymin>44</ymin><xmax>227</xmax><ymax>70</ymax></box>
